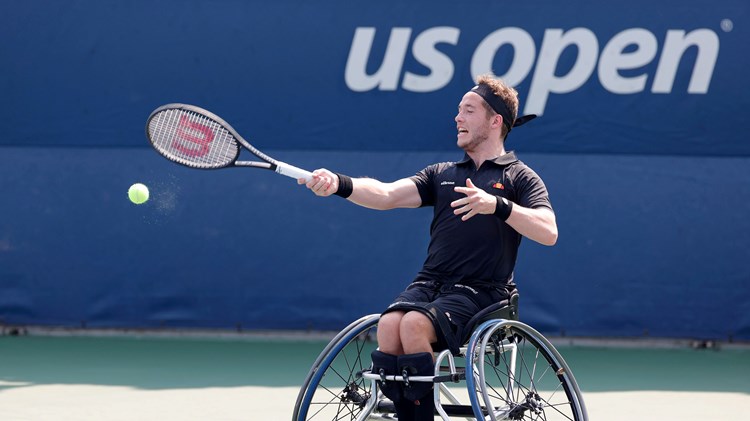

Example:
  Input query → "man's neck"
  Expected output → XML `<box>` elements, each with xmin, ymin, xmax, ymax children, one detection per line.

<box><xmin>467</xmin><ymin>144</ymin><xmax>507</xmax><ymax>168</ymax></box>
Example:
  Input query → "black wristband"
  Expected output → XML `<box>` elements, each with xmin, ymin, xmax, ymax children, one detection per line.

<box><xmin>494</xmin><ymin>196</ymin><xmax>513</xmax><ymax>221</ymax></box>
<box><xmin>334</xmin><ymin>173</ymin><xmax>353</xmax><ymax>198</ymax></box>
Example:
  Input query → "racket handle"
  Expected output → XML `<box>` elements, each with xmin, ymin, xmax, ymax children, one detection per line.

<box><xmin>276</xmin><ymin>162</ymin><xmax>312</xmax><ymax>181</ymax></box>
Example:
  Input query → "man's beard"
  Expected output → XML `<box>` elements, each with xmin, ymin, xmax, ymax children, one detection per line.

<box><xmin>459</xmin><ymin>130</ymin><xmax>490</xmax><ymax>152</ymax></box>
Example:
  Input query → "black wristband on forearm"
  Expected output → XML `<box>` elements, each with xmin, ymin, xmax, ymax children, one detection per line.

<box><xmin>494</xmin><ymin>196</ymin><xmax>513</xmax><ymax>221</ymax></box>
<box><xmin>334</xmin><ymin>173</ymin><xmax>353</xmax><ymax>198</ymax></box>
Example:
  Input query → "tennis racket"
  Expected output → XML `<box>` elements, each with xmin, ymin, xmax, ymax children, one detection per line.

<box><xmin>145</xmin><ymin>103</ymin><xmax>312</xmax><ymax>181</ymax></box>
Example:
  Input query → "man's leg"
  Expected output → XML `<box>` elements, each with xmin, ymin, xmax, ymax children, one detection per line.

<box><xmin>399</xmin><ymin>311</ymin><xmax>437</xmax><ymax>354</ymax></box>
<box><xmin>375</xmin><ymin>283</ymin><xmax>439</xmax><ymax>420</ymax></box>
<box><xmin>393</xmin><ymin>290</ymin><xmax>489</xmax><ymax>420</ymax></box>
<box><xmin>375</xmin><ymin>310</ymin><xmax>439</xmax><ymax>420</ymax></box>
<box><xmin>397</xmin><ymin>312</ymin><xmax>437</xmax><ymax>420</ymax></box>
<box><xmin>377</xmin><ymin>311</ymin><xmax>405</xmax><ymax>355</ymax></box>
<box><xmin>398</xmin><ymin>352</ymin><xmax>435</xmax><ymax>420</ymax></box>
<box><xmin>372</xmin><ymin>312</ymin><xmax>407</xmax><ymax>409</ymax></box>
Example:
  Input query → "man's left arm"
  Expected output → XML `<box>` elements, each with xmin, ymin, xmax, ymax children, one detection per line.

<box><xmin>504</xmin><ymin>205</ymin><xmax>557</xmax><ymax>246</ymax></box>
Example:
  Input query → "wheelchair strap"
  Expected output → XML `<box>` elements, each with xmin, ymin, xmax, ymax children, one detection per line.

<box><xmin>383</xmin><ymin>302</ymin><xmax>461</xmax><ymax>356</ymax></box>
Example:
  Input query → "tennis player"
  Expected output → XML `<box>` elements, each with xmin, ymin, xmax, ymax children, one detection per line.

<box><xmin>299</xmin><ymin>74</ymin><xmax>557</xmax><ymax>421</ymax></box>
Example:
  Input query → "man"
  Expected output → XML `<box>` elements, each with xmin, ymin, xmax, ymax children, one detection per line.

<box><xmin>299</xmin><ymin>75</ymin><xmax>557</xmax><ymax>420</ymax></box>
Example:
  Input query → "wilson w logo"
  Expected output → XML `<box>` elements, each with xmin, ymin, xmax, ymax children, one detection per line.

<box><xmin>173</xmin><ymin>115</ymin><xmax>215</xmax><ymax>158</ymax></box>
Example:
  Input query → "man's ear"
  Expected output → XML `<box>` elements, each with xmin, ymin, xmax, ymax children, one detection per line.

<box><xmin>492</xmin><ymin>114</ymin><xmax>504</xmax><ymax>129</ymax></box>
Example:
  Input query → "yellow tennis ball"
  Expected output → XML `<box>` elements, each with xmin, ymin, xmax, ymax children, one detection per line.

<box><xmin>128</xmin><ymin>183</ymin><xmax>150</xmax><ymax>205</ymax></box>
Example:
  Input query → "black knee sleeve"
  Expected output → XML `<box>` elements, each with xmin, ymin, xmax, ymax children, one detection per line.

<box><xmin>398</xmin><ymin>352</ymin><xmax>435</xmax><ymax>402</ymax></box>
<box><xmin>370</xmin><ymin>350</ymin><xmax>402</xmax><ymax>403</ymax></box>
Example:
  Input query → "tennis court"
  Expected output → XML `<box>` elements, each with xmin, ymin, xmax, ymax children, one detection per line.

<box><xmin>1</xmin><ymin>332</ymin><xmax>748</xmax><ymax>420</ymax></box>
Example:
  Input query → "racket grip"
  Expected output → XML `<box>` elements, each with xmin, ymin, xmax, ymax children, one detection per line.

<box><xmin>276</xmin><ymin>162</ymin><xmax>312</xmax><ymax>181</ymax></box>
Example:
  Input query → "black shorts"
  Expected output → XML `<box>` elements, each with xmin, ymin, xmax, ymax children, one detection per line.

<box><xmin>386</xmin><ymin>280</ymin><xmax>513</xmax><ymax>346</ymax></box>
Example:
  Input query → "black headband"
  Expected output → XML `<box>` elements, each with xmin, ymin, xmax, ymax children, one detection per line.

<box><xmin>470</xmin><ymin>83</ymin><xmax>537</xmax><ymax>137</ymax></box>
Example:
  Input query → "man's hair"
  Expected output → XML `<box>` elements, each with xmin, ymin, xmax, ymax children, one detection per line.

<box><xmin>476</xmin><ymin>74</ymin><xmax>519</xmax><ymax>139</ymax></box>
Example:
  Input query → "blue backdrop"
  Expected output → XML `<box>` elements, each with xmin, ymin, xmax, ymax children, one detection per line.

<box><xmin>1</xmin><ymin>0</ymin><xmax>748</xmax><ymax>341</ymax></box>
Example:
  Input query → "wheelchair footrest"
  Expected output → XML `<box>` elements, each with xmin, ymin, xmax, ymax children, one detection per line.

<box><xmin>376</xmin><ymin>400</ymin><xmax>480</xmax><ymax>417</ymax></box>
<box><xmin>360</xmin><ymin>370</ymin><xmax>465</xmax><ymax>383</ymax></box>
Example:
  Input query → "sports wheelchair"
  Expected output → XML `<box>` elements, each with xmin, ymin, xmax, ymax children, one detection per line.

<box><xmin>293</xmin><ymin>293</ymin><xmax>587</xmax><ymax>420</ymax></box>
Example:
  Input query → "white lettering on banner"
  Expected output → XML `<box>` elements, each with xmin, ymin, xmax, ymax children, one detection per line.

<box><xmin>598</xmin><ymin>28</ymin><xmax>658</xmax><ymax>94</ymax></box>
<box><xmin>526</xmin><ymin>28</ymin><xmax>599</xmax><ymax>115</ymax></box>
<box><xmin>345</xmin><ymin>27</ymin><xmax>460</xmax><ymax>93</ymax></box>
<box><xmin>403</xmin><ymin>27</ymin><xmax>460</xmax><ymax>92</ymax></box>
<box><xmin>344</xmin><ymin>26</ymin><xmax>721</xmax><ymax>115</ymax></box>
<box><xmin>345</xmin><ymin>27</ymin><xmax>412</xmax><ymax>91</ymax></box>
<box><xmin>470</xmin><ymin>28</ymin><xmax>536</xmax><ymax>87</ymax></box>
<box><xmin>652</xmin><ymin>29</ymin><xmax>719</xmax><ymax>93</ymax></box>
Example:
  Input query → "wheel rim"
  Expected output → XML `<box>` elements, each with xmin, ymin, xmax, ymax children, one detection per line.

<box><xmin>297</xmin><ymin>317</ymin><xmax>380</xmax><ymax>420</ymax></box>
<box><xmin>469</xmin><ymin>320</ymin><xmax>586</xmax><ymax>421</ymax></box>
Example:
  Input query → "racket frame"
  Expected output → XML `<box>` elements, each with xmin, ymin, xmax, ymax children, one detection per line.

<box><xmin>146</xmin><ymin>103</ymin><xmax>311</xmax><ymax>180</ymax></box>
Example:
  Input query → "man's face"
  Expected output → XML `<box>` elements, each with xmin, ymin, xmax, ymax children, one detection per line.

<box><xmin>455</xmin><ymin>92</ymin><xmax>495</xmax><ymax>152</ymax></box>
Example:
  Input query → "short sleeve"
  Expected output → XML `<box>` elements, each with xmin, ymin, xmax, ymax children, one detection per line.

<box><xmin>410</xmin><ymin>164</ymin><xmax>438</xmax><ymax>207</ymax></box>
<box><xmin>514</xmin><ymin>166</ymin><xmax>553</xmax><ymax>211</ymax></box>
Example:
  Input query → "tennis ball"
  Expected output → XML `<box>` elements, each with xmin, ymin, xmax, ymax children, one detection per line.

<box><xmin>128</xmin><ymin>183</ymin><xmax>150</xmax><ymax>205</ymax></box>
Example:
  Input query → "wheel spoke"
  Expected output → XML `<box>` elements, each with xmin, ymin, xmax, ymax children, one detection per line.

<box><xmin>473</xmin><ymin>321</ymin><xmax>586</xmax><ymax>421</ymax></box>
<box><xmin>294</xmin><ymin>316</ymin><xmax>380</xmax><ymax>421</ymax></box>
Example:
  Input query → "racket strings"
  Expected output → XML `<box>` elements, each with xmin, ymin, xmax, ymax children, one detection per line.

<box><xmin>149</xmin><ymin>109</ymin><xmax>240</xmax><ymax>169</ymax></box>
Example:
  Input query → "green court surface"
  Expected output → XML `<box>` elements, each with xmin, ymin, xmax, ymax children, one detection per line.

<box><xmin>1</xmin><ymin>333</ymin><xmax>748</xmax><ymax>420</ymax></box>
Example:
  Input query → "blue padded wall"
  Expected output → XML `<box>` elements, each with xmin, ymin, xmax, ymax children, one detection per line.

<box><xmin>1</xmin><ymin>0</ymin><xmax>748</xmax><ymax>340</ymax></box>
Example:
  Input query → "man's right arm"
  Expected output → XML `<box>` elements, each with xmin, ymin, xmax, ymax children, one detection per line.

<box><xmin>299</xmin><ymin>168</ymin><xmax>422</xmax><ymax>210</ymax></box>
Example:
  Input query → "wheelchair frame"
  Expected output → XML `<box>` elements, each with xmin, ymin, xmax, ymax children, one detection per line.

<box><xmin>293</xmin><ymin>310</ymin><xmax>587</xmax><ymax>421</ymax></box>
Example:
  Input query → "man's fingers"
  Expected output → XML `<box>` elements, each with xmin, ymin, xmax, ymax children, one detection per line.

<box><xmin>454</xmin><ymin>204</ymin><xmax>471</xmax><ymax>215</ymax></box>
<box><xmin>453</xmin><ymin>179</ymin><xmax>486</xmax><ymax>218</ymax></box>
<box><xmin>461</xmin><ymin>208</ymin><xmax>478</xmax><ymax>221</ymax></box>
<box><xmin>305</xmin><ymin>173</ymin><xmax>330</xmax><ymax>195</ymax></box>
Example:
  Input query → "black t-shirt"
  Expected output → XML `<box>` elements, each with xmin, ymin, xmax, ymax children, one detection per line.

<box><xmin>410</xmin><ymin>152</ymin><xmax>552</xmax><ymax>288</ymax></box>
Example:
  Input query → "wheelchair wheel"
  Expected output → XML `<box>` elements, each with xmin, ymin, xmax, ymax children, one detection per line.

<box><xmin>466</xmin><ymin>319</ymin><xmax>587</xmax><ymax>421</ymax></box>
<box><xmin>293</xmin><ymin>314</ymin><xmax>381</xmax><ymax>421</ymax></box>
